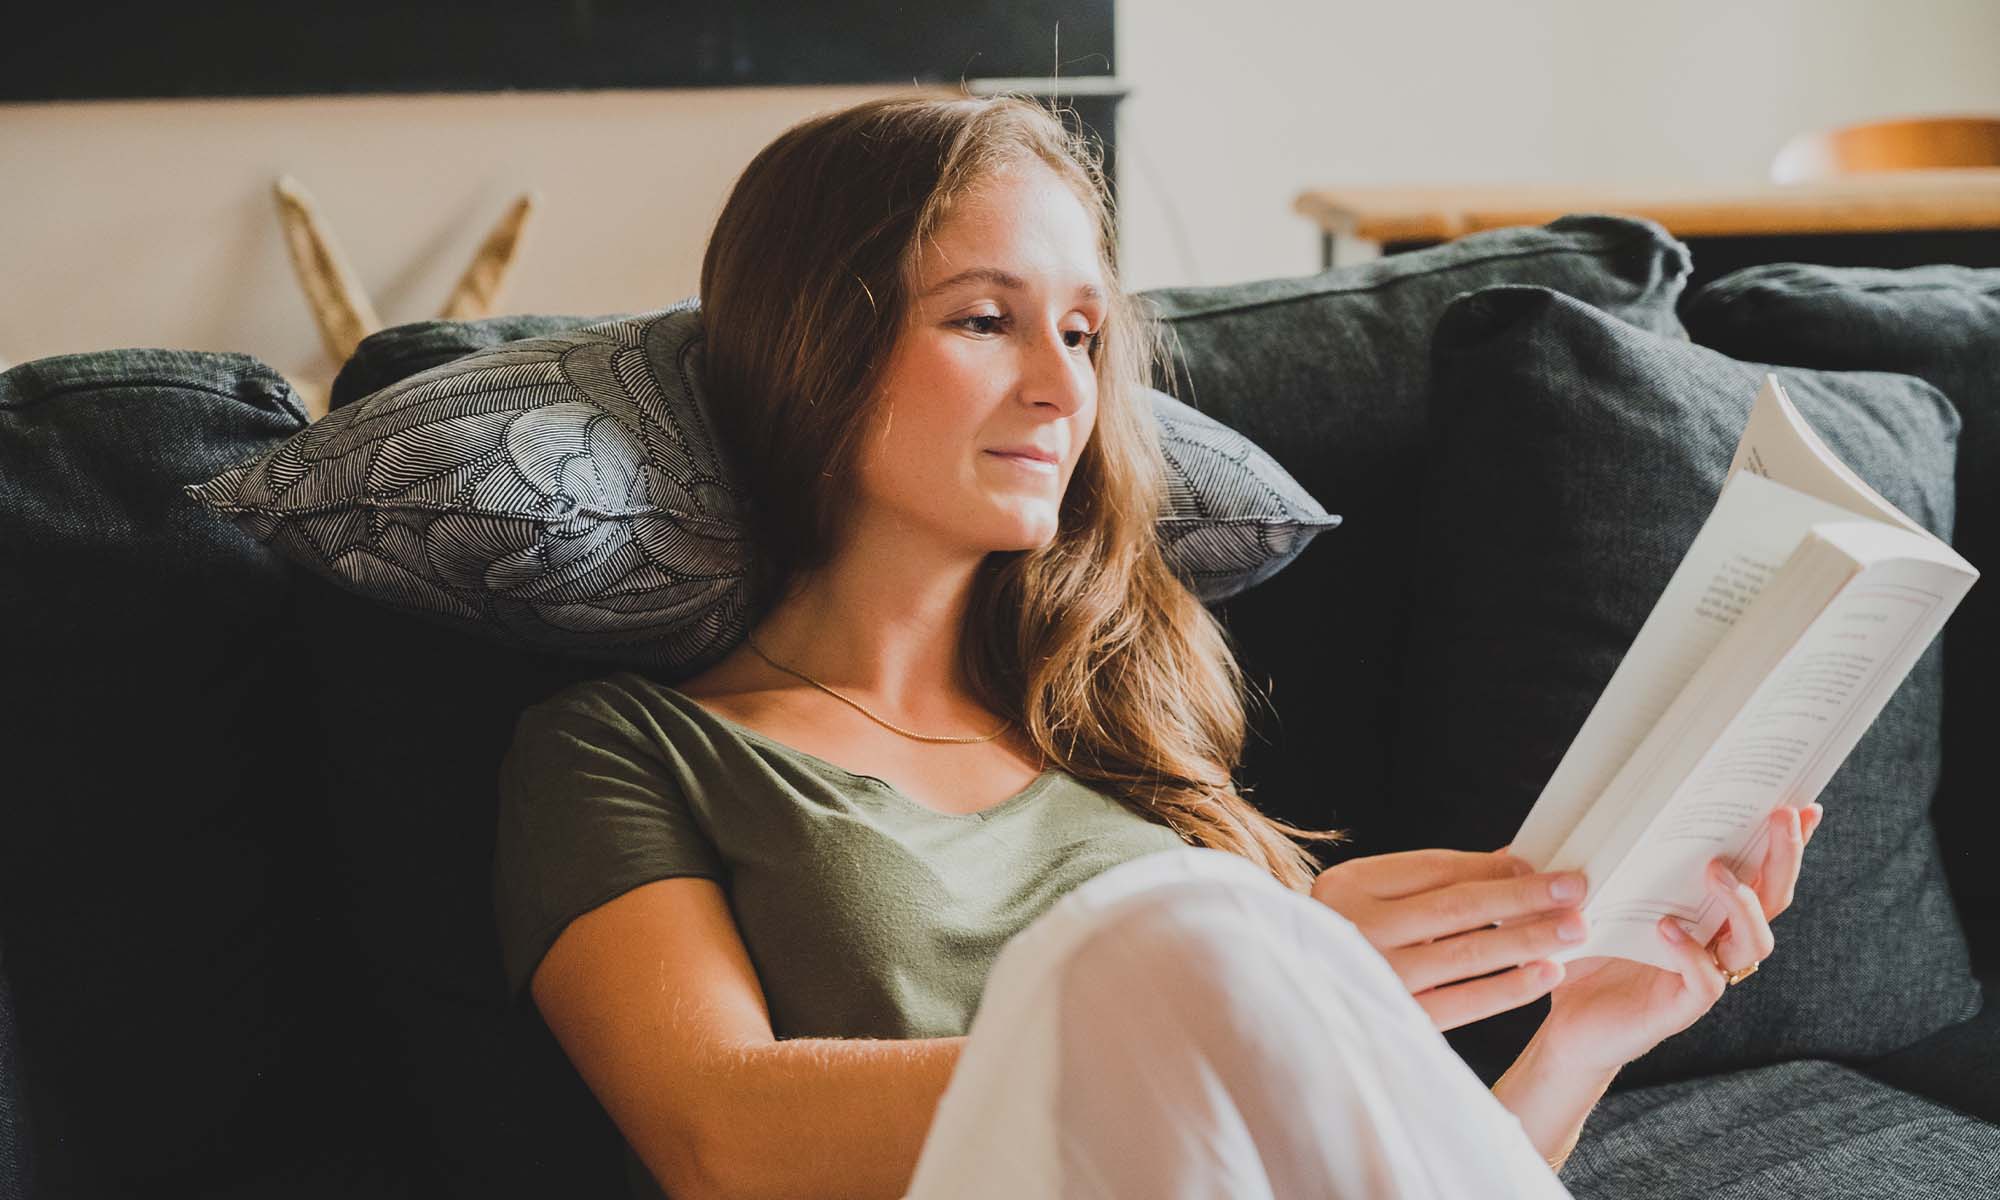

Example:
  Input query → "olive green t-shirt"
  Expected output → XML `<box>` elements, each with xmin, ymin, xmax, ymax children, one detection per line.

<box><xmin>491</xmin><ymin>668</ymin><xmax>1188</xmax><ymax>1195</ymax></box>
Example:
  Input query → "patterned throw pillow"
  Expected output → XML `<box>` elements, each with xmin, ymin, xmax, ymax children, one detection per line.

<box><xmin>1152</xmin><ymin>386</ymin><xmax>1342</xmax><ymax>598</ymax></box>
<box><xmin>184</xmin><ymin>299</ymin><xmax>1339</xmax><ymax>675</ymax></box>
<box><xmin>1397</xmin><ymin>284</ymin><xmax>1980</xmax><ymax>1091</ymax></box>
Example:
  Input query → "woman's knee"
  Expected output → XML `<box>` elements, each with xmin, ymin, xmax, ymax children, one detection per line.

<box><xmin>1052</xmin><ymin>867</ymin><xmax>1378</xmax><ymax>1025</ymax></box>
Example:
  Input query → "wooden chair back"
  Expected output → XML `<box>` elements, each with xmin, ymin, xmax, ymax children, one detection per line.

<box><xmin>1771</xmin><ymin>115</ymin><xmax>2000</xmax><ymax>183</ymax></box>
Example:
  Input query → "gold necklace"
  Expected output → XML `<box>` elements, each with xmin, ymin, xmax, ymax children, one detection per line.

<box><xmin>744</xmin><ymin>631</ymin><xmax>1014</xmax><ymax>745</ymax></box>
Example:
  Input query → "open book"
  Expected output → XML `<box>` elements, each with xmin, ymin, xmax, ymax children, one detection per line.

<box><xmin>1505</xmin><ymin>373</ymin><xmax>1979</xmax><ymax>973</ymax></box>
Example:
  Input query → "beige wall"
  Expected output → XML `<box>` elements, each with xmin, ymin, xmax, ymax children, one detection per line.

<box><xmin>1117</xmin><ymin>0</ymin><xmax>2000</xmax><ymax>290</ymax></box>
<box><xmin>4</xmin><ymin>0</ymin><xmax>1999</xmax><ymax>398</ymax></box>
<box><xmin>0</xmin><ymin>84</ymin><xmax>954</xmax><ymax>407</ymax></box>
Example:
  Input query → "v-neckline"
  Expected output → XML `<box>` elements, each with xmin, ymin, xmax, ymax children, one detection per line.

<box><xmin>657</xmin><ymin>682</ymin><xmax>1061</xmax><ymax>822</ymax></box>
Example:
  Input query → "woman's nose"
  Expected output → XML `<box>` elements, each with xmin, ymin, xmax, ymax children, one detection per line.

<box><xmin>1020</xmin><ymin>325</ymin><xmax>1091</xmax><ymax>414</ymax></box>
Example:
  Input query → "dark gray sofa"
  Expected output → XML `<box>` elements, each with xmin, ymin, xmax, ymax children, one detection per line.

<box><xmin>2</xmin><ymin>215</ymin><xmax>1993</xmax><ymax>1198</ymax></box>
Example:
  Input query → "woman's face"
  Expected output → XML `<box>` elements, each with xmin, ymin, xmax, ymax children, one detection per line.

<box><xmin>853</xmin><ymin>156</ymin><xmax>1106</xmax><ymax>556</ymax></box>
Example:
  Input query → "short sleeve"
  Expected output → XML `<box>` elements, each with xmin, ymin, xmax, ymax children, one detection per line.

<box><xmin>492</xmin><ymin>699</ymin><xmax>727</xmax><ymax>1005</ymax></box>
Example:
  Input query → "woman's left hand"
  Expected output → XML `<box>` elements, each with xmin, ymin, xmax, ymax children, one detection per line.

<box><xmin>1525</xmin><ymin>802</ymin><xmax>1824</xmax><ymax>1075</ymax></box>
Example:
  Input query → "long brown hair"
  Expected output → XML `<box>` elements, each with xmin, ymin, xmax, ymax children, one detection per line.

<box><xmin>698</xmin><ymin>92</ymin><xmax>1350</xmax><ymax>891</ymax></box>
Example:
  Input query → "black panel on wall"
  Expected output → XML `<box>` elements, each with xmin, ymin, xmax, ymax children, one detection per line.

<box><xmin>0</xmin><ymin>2</ymin><xmax>1114</xmax><ymax>101</ymax></box>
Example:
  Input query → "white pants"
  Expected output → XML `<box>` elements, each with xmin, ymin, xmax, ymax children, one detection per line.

<box><xmin>905</xmin><ymin>846</ymin><xmax>1577</xmax><ymax>1199</ymax></box>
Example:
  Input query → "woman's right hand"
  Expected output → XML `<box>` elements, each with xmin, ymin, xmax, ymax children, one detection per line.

<box><xmin>1309</xmin><ymin>845</ymin><xmax>1589</xmax><ymax>1032</ymax></box>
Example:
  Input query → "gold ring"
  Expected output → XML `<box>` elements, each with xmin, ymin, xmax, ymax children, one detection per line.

<box><xmin>1709</xmin><ymin>943</ymin><xmax>1760</xmax><ymax>985</ymax></box>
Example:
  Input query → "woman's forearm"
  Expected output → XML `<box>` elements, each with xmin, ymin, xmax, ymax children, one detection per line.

<box><xmin>1489</xmin><ymin>1026</ymin><xmax>1621</xmax><ymax>1176</ymax></box>
<box><xmin>693</xmin><ymin>1034</ymin><xmax>965</xmax><ymax>1200</ymax></box>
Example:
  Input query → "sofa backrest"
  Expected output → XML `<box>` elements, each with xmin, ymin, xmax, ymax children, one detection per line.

<box><xmin>0</xmin><ymin>942</ymin><xmax>27</xmax><ymax>1200</ymax></box>
<box><xmin>0</xmin><ymin>349</ymin><xmax>405</xmax><ymax>1194</ymax></box>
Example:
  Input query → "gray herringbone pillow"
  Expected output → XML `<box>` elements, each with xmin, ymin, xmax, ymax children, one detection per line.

<box><xmin>185</xmin><ymin>299</ymin><xmax>1337</xmax><ymax>674</ymax></box>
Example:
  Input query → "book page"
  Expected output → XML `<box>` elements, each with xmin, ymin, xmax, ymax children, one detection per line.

<box><xmin>1548</xmin><ymin>551</ymin><xmax>1973</xmax><ymax>971</ymax></box>
<box><xmin>1733</xmin><ymin>373</ymin><xmax>1933</xmax><ymax>540</ymax></box>
<box><xmin>1508</xmin><ymin>471</ymin><xmax>1891</xmax><ymax>867</ymax></box>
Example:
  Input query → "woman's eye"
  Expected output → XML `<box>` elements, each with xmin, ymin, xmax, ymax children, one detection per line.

<box><xmin>955</xmin><ymin>314</ymin><xmax>1098</xmax><ymax>352</ymax></box>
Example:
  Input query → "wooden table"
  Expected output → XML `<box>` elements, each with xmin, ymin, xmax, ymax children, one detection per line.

<box><xmin>1295</xmin><ymin>169</ymin><xmax>2000</xmax><ymax>289</ymax></box>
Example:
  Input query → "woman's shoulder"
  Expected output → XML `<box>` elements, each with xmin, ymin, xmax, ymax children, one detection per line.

<box><xmin>520</xmin><ymin>668</ymin><xmax>694</xmax><ymax>731</ymax></box>
<box><xmin>505</xmin><ymin>670</ymin><xmax>739</xmax><ymax>793</ymax></box>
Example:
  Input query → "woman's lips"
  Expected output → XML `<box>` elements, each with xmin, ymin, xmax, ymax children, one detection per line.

<box><xmin>985</xmin><ymin>450</ymin><xmax>1059</xmax><ymax>474</ymax></box>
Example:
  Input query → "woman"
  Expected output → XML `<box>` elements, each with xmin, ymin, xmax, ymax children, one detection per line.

<box><xmin>493</xmin><ymin>92</ymin><xmax>1822</xmax><ymax>1200</ymax></box>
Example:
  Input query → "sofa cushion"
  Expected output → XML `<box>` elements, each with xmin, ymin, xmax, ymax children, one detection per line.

<box><xmin>1397</xmin><ymin>285</ymin><xmax>1979</xmax><ymax>1090</ymax></box>
<box><xmin>1683</xmin><ymin>264</ymin><xmax>2000</xmax><ymax>971</ymax></box>
<box><xmin>1135</xmin><ymin>213</ymin><xmax>1693</xmax><ymax>838</ymax></box>
<box><xmin>1846</xmin><ymin>962</ymin><xmax>2000</xmax><ymax>1126</ymax></box>
<box><xmin>329</xmin><ymin>312</ymin><xmax>630</xmax><ymax>412</ymax></box>
<box><xmin>0</xmin><ymin>350</ymin><xmax>416</xmax><ymax>1193</ymax></box>
<box><xmin>1560</xmin><ymin>1059</ymin><xmax>2000</xmax><ymax>1199</ymax></box>
<box><xmin>188</xmin><ymin>303</ymin><xmax>1339</xmax><ymax>678</ymax></box>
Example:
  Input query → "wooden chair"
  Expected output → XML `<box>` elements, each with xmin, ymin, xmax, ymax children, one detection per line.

<box><xmin>1771</xmin><ymin>115</ymin><xmax>2000</xmax><ymax>183</ymax></box>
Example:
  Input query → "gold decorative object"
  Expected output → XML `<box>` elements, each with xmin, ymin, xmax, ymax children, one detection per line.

<box><xmin>272</xmin><ymin>174</ymin><xmax>383</xmax><ymax>364</ymax></box>
<box><xmin>272</xmin><ymin>176</ymin><xmax>539</xmax><ymax>417</ymax></box>
<box><xmin>440</xmin><ymin>192</ymin><xmax>539</xmax><ymax>320</ymax></box>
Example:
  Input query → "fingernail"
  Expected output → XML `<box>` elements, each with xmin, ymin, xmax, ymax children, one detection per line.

<box><xmin>1661</xmin><ymin>918</ymin><xmax>1685</xmax><ymax>941</ymax></box>
<box><xmin>1557</xmin><ymin>912</ymin><xmax>1587</xmax><ymax>942</ymax></box>
<box><xmin>1550</xmin><ymin>874</ymin><xmax>1584</xmax><ymax>901</ymax></box>
<box><xmin>1709</xmin><ymin>861</ymin><xmax>1737</xmax><ymax>889</ymax></box>
<box><xmin>1788</xmin><ymin>807</ymin><xmax>1804</xmax><ymax>844</ymax></box>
